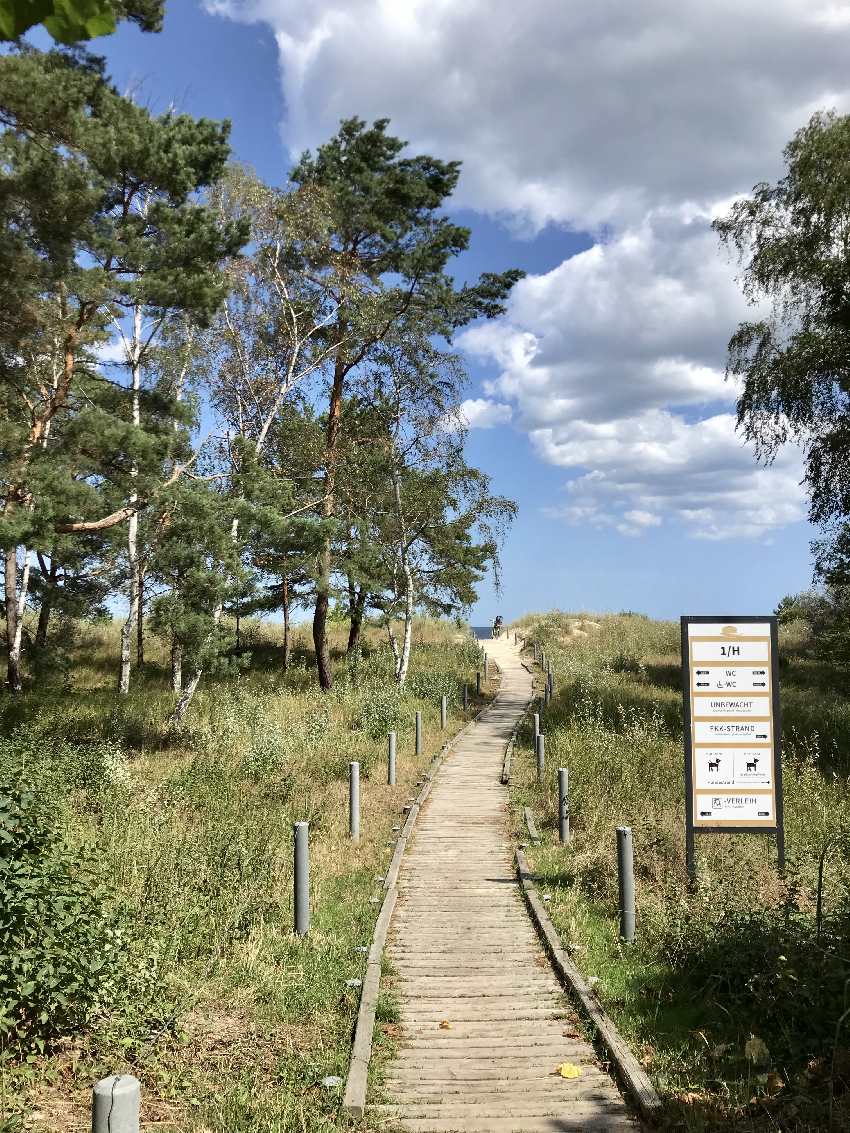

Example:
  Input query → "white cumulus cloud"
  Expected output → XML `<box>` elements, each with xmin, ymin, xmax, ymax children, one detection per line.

<box><xmin>208</xmin><ymin>0</ymin><xmax>838</xmax><ymax>539</ymax></box>
<box><xmin>459</xmin><ymin>398</ymin><xmax>513</xmax><ymax>429</ymax></box>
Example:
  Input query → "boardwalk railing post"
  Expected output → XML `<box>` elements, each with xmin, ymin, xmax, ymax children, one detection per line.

<box><xmin>415</xmin><ymin>710</ymin><xmax>422</xmax><ymax>756</ymax></box>
<box><xmin>294</xmin><ymin>821</ymin><xmax>310</xmax><ymax>936</ymax></box>
<box><xmin>440</xmin><ymin>695</ymin><xmax>447</xmax><ymax>730</ymax></box>
<box><xmin>617</xmin><ymin>826</ymin><xmax>635</xmax><ymax>942</ymax></box>
<box><xmin>544</xmin><ymin>683</ymin><xmax>551</xmax><ymax>707</ymax></box>
<box><xmin>349</xmin><ymin>762</ymin><xmax>360</xmax><ymax>841</ymax></box>
<box><xmin>484</xmin><ymin>653</ymin><xmax>488</xmax><ymax>681</ymax></box>
<box><xmin>533</xmin><ymin>712</ymin><xmax>540</xmax><ymax>742</ymax></box>
<box><xmin>463</xmin><ymin>683</ymin><xmax>469</xmax><ymax>712</ymax></box>
<box><xmin>476</xmin><ymin>670</ymin><xmax>481</xmax><ymax>696</ymax></box>
<box><xmin>388</xmin><ymin>732</ymin><xmax>396</xmax><ymax>786</ymax></box>
<box><xmin>536</xmin><ymin>733</ymin><xmax>545</xmax><ymax>784</ymax></box>
<box><xmin>92</xmin><ymin>1075</ymin><xmax>140</xmax><ymax>1133</ymax></box>
<box><xmin>558</xmin><ymin>768</ymin><xmax>570</xmax><ymax>843</ymax></box>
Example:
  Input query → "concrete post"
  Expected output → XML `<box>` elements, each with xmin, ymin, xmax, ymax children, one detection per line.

<box><xmin>440</xmin><ymin>695</ymin><xmax>447</xmax><ymax>730</ymax></box>
<box><xmin>388</xmin><ymin>732</ymin><xmax>396</xmax><ymax>786</ymax></box>
<box><xmin>92</xmin><ymin>1075</ymin><xmax>140</xmax><ymax>1133</ymax></box>
<box><xmin>415</xmin><ymin>710</ymin><xmax>422</xmax><ymax>756</ymax></box>
<box><xmin>294</xmin><ymin>821</ymin><xmax>310</xmax><ymax>936</ymax></box>
<box><xmin>558</xmin><ymin>768</ymin><xmax>569</xmax><ymax>843</ymax></box>
<box><xmin>533</xmin><ymin>712</ymin><xmax>540</xmax><ymax>741</ymax></box>
<box><xmin>536</xmin><ymin>733</ymin><xmax>545</xmax><ymax>784</ymax></box>
<box><xmin>617</xmin><ymin>826</ymin><xmax>635</xmax><ymax>942</ymax></box>
<box><xmin>349</xmin><ymin>762</ymin><xmax>360</xmax><ymax>841</ymax></box>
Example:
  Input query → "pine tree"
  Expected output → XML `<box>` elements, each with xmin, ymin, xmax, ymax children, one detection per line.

<box><xmin>0</xmin><ymin>45</ymin><xmax>245</xmax><ymax>691</ymax></box>
<box><xmin>289</xmin><ymin>117</ymin><xmax>523</xmax><ymax>690</ymax></box>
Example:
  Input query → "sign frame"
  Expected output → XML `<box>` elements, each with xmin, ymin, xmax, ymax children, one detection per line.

<box><xmin>681</xmin><ymin>615</ymin><xmax>785</xmax><ymax>880</ymax></box>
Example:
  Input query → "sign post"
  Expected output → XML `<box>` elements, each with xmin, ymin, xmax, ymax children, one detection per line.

<box><xmin>681</xmin><ymin>616</ymin><xmax>784</xmax><ymax>882</ymax></box>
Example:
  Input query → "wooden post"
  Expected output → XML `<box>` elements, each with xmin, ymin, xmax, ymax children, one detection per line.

<box><xmin>415</xmin><ymin>710</ymin><xmax>422</xmax><ymax>756</ymax></box>
<box><xmin>536</xmin><ymin>733</ymin><xmax>545</xmax><ymax>784</ymax></box>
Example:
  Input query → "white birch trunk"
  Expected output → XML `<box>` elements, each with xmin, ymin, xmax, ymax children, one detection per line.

<box><xmin>397</xmin><ymin>560</ymin><xmax>414</xmax><ymax>687</ymax></box>
<box><xmin>9</xmin><ymin>548</ymin><xmax>32</xmax><ymax>675</ymax></box>
<box><xmin>171</xmin><ymin>639</ymin><xmax>183</xmax><ymax>693</ymax></box>
<box><xmin>8</xmin><ymin>352</ymin><xmax>57</xmax><ymax>685</ymax></box>
<box><xmin>391</xmin><ymin>467</ymin><xmax>415</xmax><ymax>688</ymax></box>
<box><xmin>167</xmin><ymin>515</ymin><xmax>238</xmax><ymax>727</ymax></box>
<box><xmin>119</xmin><ymin>306</ymin><xmax>142</xmax><ymax>695</ymax></box>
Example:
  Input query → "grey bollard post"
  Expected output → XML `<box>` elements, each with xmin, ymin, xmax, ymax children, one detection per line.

<box><xmin>617</xmin><ymin>826</ymin><xmax>635</xmax><ymax>942</ymax></box>
<box><xmin>388</xmin><ymin>732</ymin><xmax>396</xmax><ymax>786</ymax></box>
<box><xmin>92</xmin><ymin>1075</ymin><xmax>140</xmax><ymax>1133</ymax></box>
<box><xmin>440</xmin><ymin>695</ymin><xmax>447</xmax><ymax>730</ymax></box>
<box><xmin>536</xmin><ymin>733</ymin><xmax>545</xmax><ymax>783</ymax></box>
<box><xmin>294</xmin><ymin>821</ymin><xmax>310</xmax><ymax>936</ymax></box>
<box><xmin>349</xmin><ymin>762</ymin><xmax>360</xmax><ymax>841</ymax></box>
<box><xmin>476</xmin><ymin>670</ymin><xmax>481</xmax><ymax>695</ymax></box>
<box><xmin>463</xmin><ymin>683</ymin><xmax>469</xmax><ymax>711</ymax></box>
<box><xmin>558</xmin><ymin>768</ymin><xmax>570</xmax><ymax>843</ymax></box>
<box><xmin>415</xmin><ymin>710</ymin><xmax>422</xmax><ymax>756</ymax></box>
<box><xmin>533</xmin><ymin>712</ymin><xmax>540</xmax><ymax>741</ymax></box>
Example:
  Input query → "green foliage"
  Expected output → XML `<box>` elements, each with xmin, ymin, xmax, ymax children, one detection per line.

<box><xmin>715</xmin><ymin>110</ymin><xmax>850</xmax><ymax>528</ymax></box>
<box><xmin>516</xmin><ymin>610</ymin><xmax>850</xmax><ymax>1128</ymax></box>
<box><xmin>353</xmin><ymin>684</ymin><xmax>405</xmax><ymax>739</ymax></box>
<box><xmin>0</xmin><ymin>776</ymin><xmax>111</xmax><ymax>1050</ymax></box>
<box><xmin>0</xmin><ymin>0</ymin><xmax>163</xmax><ymax>44</ymax></box>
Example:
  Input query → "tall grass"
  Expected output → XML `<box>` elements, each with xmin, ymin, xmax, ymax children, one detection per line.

<box><xmin>512</xmin><ymin>610</ymin><xmax>850</xmax><ymax>1133</ymax></box>
<box><xmin>0</xmin><ymin>617</ymin><xmax>488</xmax><ymax>1132</ymax></box>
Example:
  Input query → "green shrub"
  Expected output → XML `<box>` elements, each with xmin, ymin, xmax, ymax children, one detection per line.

<box><xmin>0</xmin><ymin>779</ymin><xmax>113</xmax><ymax>1051</ymax></box>
<box><xmin>405</xmin><ymin>670</ymin><xmax>459</xmax><ymax>704</ymax></box>
<box><xmin>353</xmin><ymin>685</ymin><xmax>405</xmax><ymax>740</ymax></box>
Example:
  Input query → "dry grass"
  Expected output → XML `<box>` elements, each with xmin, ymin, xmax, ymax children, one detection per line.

<box><xmin>0</xmin><ymin>616</ymin><xmax>494</xmax><ymax>1132</ymax></box>
<box><xmin>510</xmin><ymin>610</ymin><xmax>850</xmax><ymax>1132</ymax></box>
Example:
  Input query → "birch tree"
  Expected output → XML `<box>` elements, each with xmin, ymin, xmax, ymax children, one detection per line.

<box><xmin>157</xmin><ymin>167</ymin><xmax>337</xmax><ymax>724</ymax></box>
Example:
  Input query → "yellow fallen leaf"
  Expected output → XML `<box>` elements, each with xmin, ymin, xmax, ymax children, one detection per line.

<box><xmin>439</xmin><ymin>1020</ymin><xmax>451</xmax><ymax>1030</ymax></box>
<box><xmin>556</xmin><ymin>1062</ymin><xmax>582</xmax><ymax>1079</ymax></box>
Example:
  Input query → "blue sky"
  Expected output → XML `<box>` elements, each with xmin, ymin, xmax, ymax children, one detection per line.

<box><xmin>79</xmin><ymin>0</ymin><xmax>844</xmax><ymax>623</ymax></box>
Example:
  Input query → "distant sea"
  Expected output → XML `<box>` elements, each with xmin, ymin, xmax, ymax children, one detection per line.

<box><xmin>471</xmin><ymin>626</ymin><xmax>493</xmax><ymax>640</ymax></box>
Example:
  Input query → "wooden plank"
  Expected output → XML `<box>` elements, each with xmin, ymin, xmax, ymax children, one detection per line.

<box><xmin>340</xmin><ymin>706</ymin><xmax>490</xmax><ymax>1117</ymax></box>
<box><xmin>515</xmin><ymin>847</ymin><xmax>662</xmax><ymax>1122</ymax></box>
<box><xmin>367</xmin><ymin>639</ymin><xmax>635</xmax><ymax>1131</ymax></box>
<box><xmin>524</xmin><ymin>806</ymin><xmax>541</xmax><ymax>844</ymax></box>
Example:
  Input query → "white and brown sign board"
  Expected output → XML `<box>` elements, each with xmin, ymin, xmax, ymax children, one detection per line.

<box><xmin>681</xmin><ymin>617</ymin><xmax>785</xmax><ymax>874</ymax></box>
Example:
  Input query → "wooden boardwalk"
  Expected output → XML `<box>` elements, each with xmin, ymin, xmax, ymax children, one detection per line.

<box><xmin>375</xmin><ymin>636</ymin><xmax>636</xmax><ymax>1132</ymax></box>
